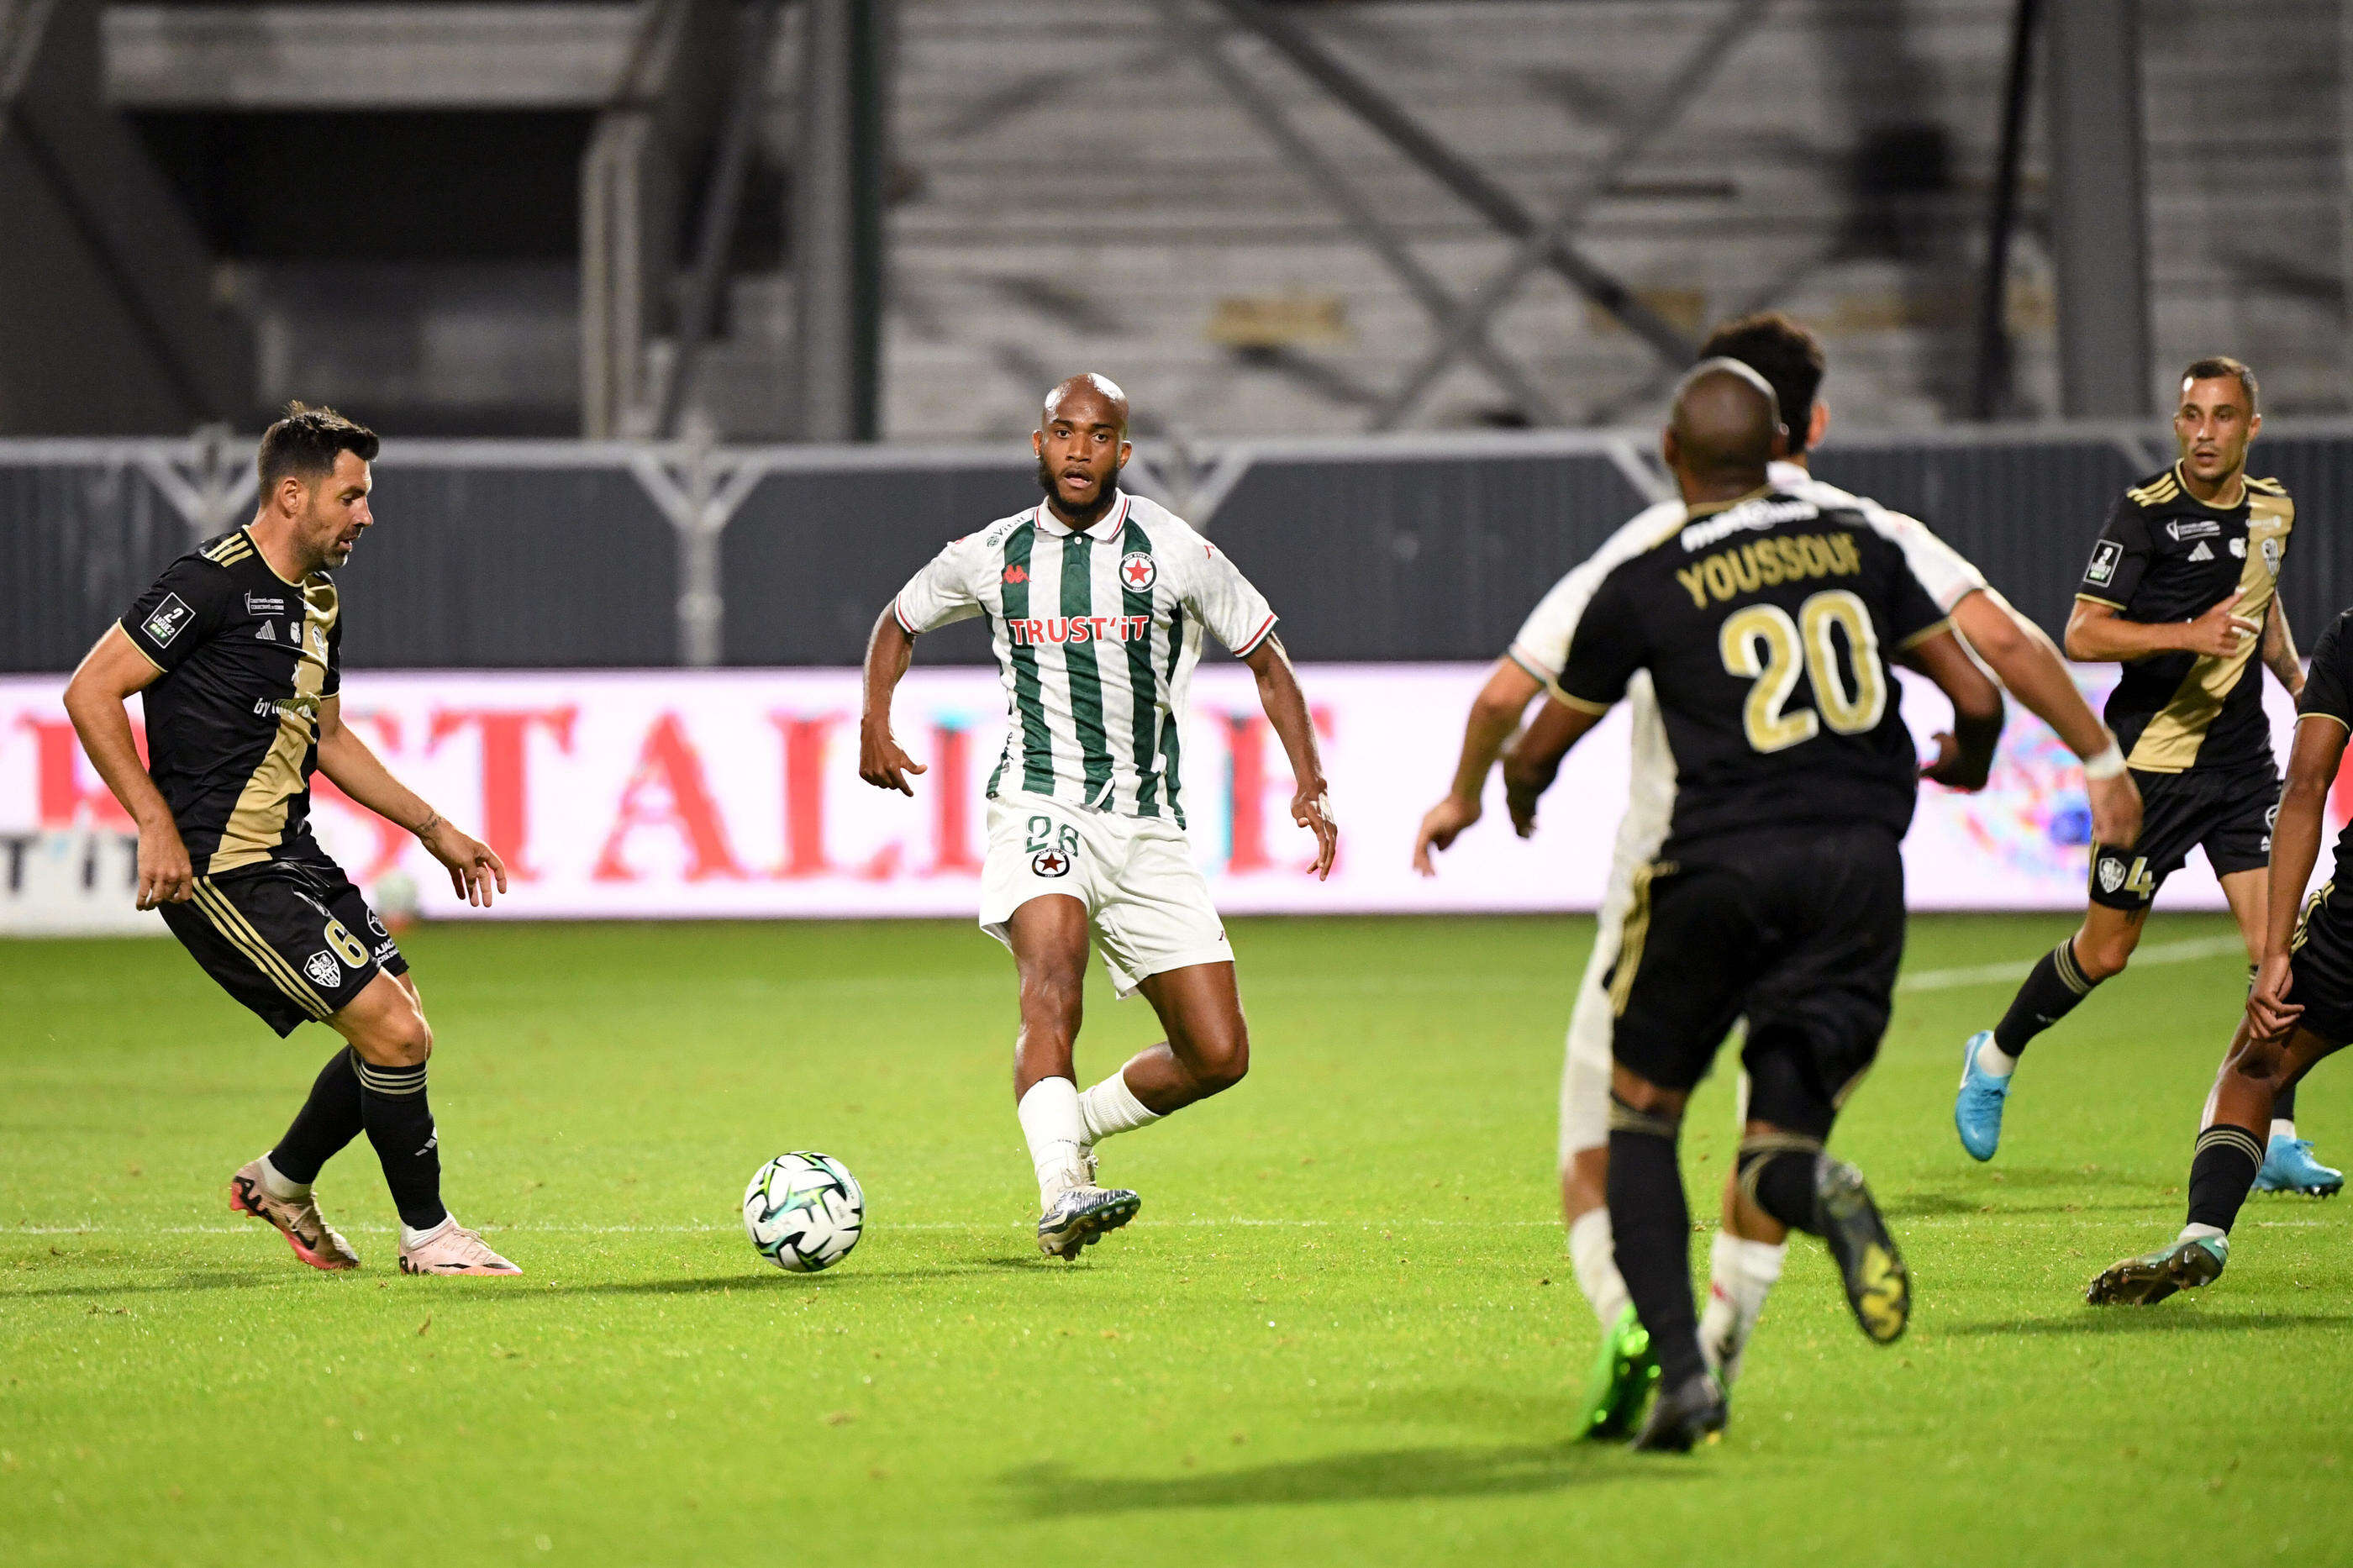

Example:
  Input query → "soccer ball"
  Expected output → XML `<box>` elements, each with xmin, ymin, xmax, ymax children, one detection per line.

<box><xmin>742</xmin><ymin>1152</ymin><xmax>864</xmax><ymax>1272</ymax></box>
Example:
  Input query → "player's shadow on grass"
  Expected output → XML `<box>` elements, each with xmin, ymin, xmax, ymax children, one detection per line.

<box><xmin>1008</xmin><ymin>1444</ymin><xmax>1681</xmax><ymax>1514</ymax></box>
<box><xmin>0</xmin><ymin>1270</ymin><xmax>287</xmax><ymax>1299</ymax></box>
<box><xmin>1945</xmin><ymin>1310</ymin><xmax>2353</xmax><ymax>1337</ymax></box>
<box><xmin>515</xmin><ymin>1267</ymin><xmax>988</xmax><ymax>1297</ymax></box>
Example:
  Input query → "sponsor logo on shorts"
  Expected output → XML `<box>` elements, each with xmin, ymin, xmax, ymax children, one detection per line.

<box><xmin>366</xmin><ymin>910</ymin><xmax>388</xmax><ymax>938</ymax></box>
<box><xmin>372</xmin><ymin>939</ymin><xmax>400</xmax><ymax>962</ymax></box>
<box><xmin>142</xmin><ymin>594</ymin><xmax>194</xmax><ymax>645</ymax></box>
<box><xmin>1119</xmin><ymin>551</ymin><xmax>1158</xmax><ymax>592</ymax></box>
<box><xmin>2166</xmin><ymin>519</ymin><xmax>2220</xmax><ymax>541</ymax></box>
<box><xmin>2085</xmin><ymin>540</ymin><xmax>2122</xmax><ymax>586</ymax></box>
<box><xmin>1030</xmin><ymin>850</ymin><xmax>1072</xmax><ymax>877</ymax></box>
<box><xmin>304</xmin><ymin>950</ymin><xmax>343</xmax><ymax>989</ymax></box>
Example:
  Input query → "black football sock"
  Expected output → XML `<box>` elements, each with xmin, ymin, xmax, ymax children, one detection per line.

<box><xmin>1607</xmin><ymin>1097</ymin><xmax>1706</xmax><ymax>1389</ymax></box>
<box><xmin>356</xmin><ymin>1060</ymin><xmax>449</xmax><ymax>1232</ymax></box>
<box><xmin>1736</xmin><ymin>1136</ymin><xmax>1826</xmax><ymax>1236</ymax></box>
<box><xmin>2272</xmin><ymin>1081</ymin><xmax>2296</xmax><ymax>1127</ymax></box>
<box><xmin>2184</xmin><ymin>1123</ymin><xmax>2265</xmax><ymax>1234</ymax></box>
<box><xmin>269</xmin><ymin>1046</ymin><xmax>366</xmax><ymax>1186</ymax></box>
<box><xmin>1991</xmin><ymin>939</ymin><xmax>2098</xmax><ymax>1057</ymax></box>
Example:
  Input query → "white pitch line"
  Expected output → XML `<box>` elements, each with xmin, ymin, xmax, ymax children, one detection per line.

<box><xmin>1898</xmin><ymin>934</ymin><xmax>2247</xmax><ymax>994</ymax></box>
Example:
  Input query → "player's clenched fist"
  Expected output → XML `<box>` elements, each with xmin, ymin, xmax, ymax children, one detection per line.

<box><xmin>858</xmin><ymin>723</ymin><xmax>927</xmax><ymax>796</ymax></box>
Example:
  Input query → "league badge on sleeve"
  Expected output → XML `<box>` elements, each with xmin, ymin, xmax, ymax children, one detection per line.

<box><xmin>1119</xmin><ymin>551</ymin><xmax>1158</xmax><ymax>592</ymax></box>
<box><xmin>143</xmin><ymin>594</ymin><xmax>194</xmax><ymax>645</ymax></box>
<box><xmin>2085</xmin><ymin>540</ymin><xmax>2122</xmax><ymax>586</ymax></box>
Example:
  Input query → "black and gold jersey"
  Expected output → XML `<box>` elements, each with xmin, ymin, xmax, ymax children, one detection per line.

<box><xmin>2076</xmin><ymin>464</ymin><xmax>2292</xmax><ymax>774</ymax></box>
<box><xmin>1556</xmin><ymin>487</ymin><xmax>1951</xmax><ymax>858</ymax></box>
<box><xmin>2297</xmin><ymin>608</ymin><xmax>2353</xmax><ymax>882</ymax></box>
<box><xmin>118</xmin><ymin>527</ymin><xmax>343</xmax><ymax>875</ymax></box>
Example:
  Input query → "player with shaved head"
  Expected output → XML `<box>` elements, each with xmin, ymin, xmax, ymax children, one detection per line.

<box><xmin>860</xmin><ymin>375</ymin><xmax>1337</xmax><ymax>1258</ymax></box>
<box><xmin>1499</xmin><ymin>360</ymin><xmax>2006</xmax><ymax>1448</ymax></box>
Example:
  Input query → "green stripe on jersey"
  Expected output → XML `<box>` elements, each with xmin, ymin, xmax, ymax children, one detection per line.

<box><xmin>998</xmin><ymin>520</ymin><xmax>1055</xmax><ymax>797</ymax></box>
<box><xmin>1119</xmin><ymin>516</ymin><xmax>1161</xmax><ymax>818</ymax></box>
<box><xmin>1060</xmin><ymin>534</ymin><xmax>1115</xmax><ymax>804</ymax></box>
<box><xmin>1161</xmin><ymin>602</ymin><xmax>1186</xmax><ymax>826</ymax></box>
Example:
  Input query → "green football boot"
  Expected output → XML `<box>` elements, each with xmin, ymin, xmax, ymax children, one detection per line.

<box><xmin>1577</xmin><ymin>1305</ymin><xmax>1660</xmax><ymax>1440</ymax></box>
<box><xmin>2086</xmin><ymin>1232</ymin><xmax>2228</xmax><ymax>1305</ymax></box>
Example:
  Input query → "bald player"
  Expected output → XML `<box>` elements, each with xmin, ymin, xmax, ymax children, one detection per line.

<box><xmin>1501</xmin><ymin>361</ymin><xmax>2005</xmax><ymax>1449</ymax></box>
<box><xmin>860</xmin><ymin>374</ymin><xmax>1338</xmax><ymax>1259</ymax></box>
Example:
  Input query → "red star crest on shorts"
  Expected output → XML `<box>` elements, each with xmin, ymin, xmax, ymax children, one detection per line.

<box><xmin>1029</xmin><ymin>849</ymin><xmax>1071</xmax><ymax>877</ymax></box>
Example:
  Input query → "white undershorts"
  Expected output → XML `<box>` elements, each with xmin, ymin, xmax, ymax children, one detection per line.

<box><xmin>979</xmin><ymin>790</ymin><xmax>1232</xmax><ymax>998</ymax></box>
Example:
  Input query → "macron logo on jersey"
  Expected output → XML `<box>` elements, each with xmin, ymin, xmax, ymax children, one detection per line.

<box><xmin>1008</xmin><ymin>615</ymin><xmax>1153</xmax><ymax>647</ymax></box>
<box><xmin>1679</xmin><ymin>497</ymin><xmax>1822</xmax><ymax>553</ymax></box>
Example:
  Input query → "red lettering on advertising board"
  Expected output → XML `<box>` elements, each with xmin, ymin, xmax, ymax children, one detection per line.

<box><xmin>592</xmin><ymin>713</ymin><xmax>745</xmax><ymax>881</ymax></box>
<box><xmin>21</xmin><ymin>717</ymin><xmax>139</xmax><ymax>829</ymax></box>
<box><xmin>1219</xmin><ymin>705</ymin><xmax>1337</xmax><ymax>876</ymax></box>
<box><xmin>926</xmin><ymin>723</ymin><xmax>982</xmax><ymax>875</ymax></box>
<box><xmin>311</xmin><ymin>711</ymin><xmax>413</xmax><ymax>881</ymax></box>
<box><xmin>428</xmin><ymin>707</ymin><xmax>576</xmax><ymax>881</ymax></box>
<box><xmin>771</xmin><ymin>714</ymin><xmax>839</xmax><ymax>877</ymax></box>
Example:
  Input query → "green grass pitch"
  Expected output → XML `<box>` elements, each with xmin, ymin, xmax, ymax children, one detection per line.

<box><xmin>3</xmin><ymin>913</ymin><xmax>2349</xmax><ymax>1565</ymax></box>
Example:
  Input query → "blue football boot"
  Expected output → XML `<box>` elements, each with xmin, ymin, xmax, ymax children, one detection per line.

<box><xmin>2254</xmin><ymin>1134</ymin><xmax>2345</xmax><ymax>1197</ymax></box>
<box><xmin>1954</xmin><ymin>1030</ymin><xmax>2011</xmax><ymax>1162</ymax></box>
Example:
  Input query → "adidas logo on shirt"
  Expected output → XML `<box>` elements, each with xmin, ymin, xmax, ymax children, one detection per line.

<box><xmin>2187</xmin><ymin>541</ymin><xmax>2214</xmax><ymax>561</ymax></box>
<box><xmin>255</xmin><ymin>620</ymin><xmax>276</xmax><ymax>641</ymax></box>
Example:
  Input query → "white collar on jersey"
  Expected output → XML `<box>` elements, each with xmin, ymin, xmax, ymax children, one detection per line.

<box><xmin>1766</xmin><ymin>458</ymin><xmax>1808</xmax><ymax>490</ymax></box>
<box><xmin>1034</xmin><ymin>489</ymin><xmax>1134</xmax><ymax>540</ymax></box>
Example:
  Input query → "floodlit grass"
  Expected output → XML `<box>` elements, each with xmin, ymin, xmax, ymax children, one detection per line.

<box><xmin>3</xmin><ymin>913</ymin><xmax>2348</xmax><ymax>1565</ymax></box>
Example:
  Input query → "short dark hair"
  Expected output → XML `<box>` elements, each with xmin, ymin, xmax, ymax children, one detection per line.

<box><xmin>257</xmin><ymin>402</ymin><xmax>379</xmax><ymax>490</ymax></box>
<box><xmin>2180</xmin><ymin>356</ymin><xmax>2258</xmax><ymax>413</ymax></box>
<box><xmin>1697</xmin><ymin>313</ymin><xmax>1827</xmax><ymax>454</ymax></box>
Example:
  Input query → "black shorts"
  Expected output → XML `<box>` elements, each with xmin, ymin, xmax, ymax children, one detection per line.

<box><xmin>159</xmin><ymin>848</ymin><xmax>408</xmax><ymax>1037</ymax></box>
<box><xmin>2287</xmin><ymin>882</ymin><xmax>2353</xmax><ymax>1046</ymax></box>
<box><xmin>1608</xmin><ymin>824</ymin><xmax>1905</xmax><ymax>1107</ymax></box>
<box><xmin>2088</xmin><ymin>765</ymin><xmax>2278</xmax><ymax>911</ymax></box>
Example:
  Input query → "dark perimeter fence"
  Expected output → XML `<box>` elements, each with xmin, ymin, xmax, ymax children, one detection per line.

<box><xmin>7</xmin><ymin>421</ymin><xmax>2351</xmax><ymax>672</ymax></box>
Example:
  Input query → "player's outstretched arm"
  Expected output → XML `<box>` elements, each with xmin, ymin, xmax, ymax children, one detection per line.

<box><xmin>1949</xmin><ymin>590</ymin><xmax>2141</xmax><ymax>847</ymax></box>
<box><xmin>1910</xmin><ymin>629</ymin><xmax>2005</xmax><ymax>792</ymax></box>
<box><xmin>2250</xmin><ymin>717</ymin><xmax>2343</xmax><ymax>1039</ymax></box>
<box><xmin>1412</xmin><ymin>658</ymin><xmax>1543</xmax><ymax>876</ymax></box>
<box><xmin>1499</xmin><ymin>697</ymin><xmax>1604</xmax><ymax>839</ymax></box>
<box><xmin>61</xmin><ymin>625</ymin><xmax>190</xmax><ymax>909</ymax></box>
<box><xmin>1242</xmin><ymin>635</ymin><xmax>1337</xmax><ymax>880</ymax></box>
<box><xmin>315</xmin><ymin>697</ymin><xmax>507</xmax><ymax>907</ymax></box>
<box><xmin>857</xmin><ymin>607</ymin><xmax>928</xmax><ymax>796</ymax></box>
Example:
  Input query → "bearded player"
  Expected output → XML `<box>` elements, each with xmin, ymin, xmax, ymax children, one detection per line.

<box><xmin>62</xmin><ymin>404</ymin><xmax>519</xmax><ymax>1276</ymax></box>
<box><xmin>858</xmin><ymin>374</ymin><xmax>1338</xmax><ymax>1259</ymax></box>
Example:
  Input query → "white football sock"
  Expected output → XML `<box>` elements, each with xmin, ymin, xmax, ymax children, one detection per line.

<box><xmin>255</xmin><ymin>1154</ymin><xmax>310</xmax><ymax>1202</ymax></box>
<box><xmin>2178</xmin><ymin>1222</ymin><xmax>2227</xmax><ymax>1243</ymax></box>
<box><xmin>1698</xmin><ymin>1231</ymin><xmax>1786</xmax><ymax>1386</ymax></box>
<box><xmin>1974</xmin><ymin>1037</ymin><xmax>2019</xmax><ymax>1077</ymax></box>
<box><xmin>2271</xmin><ymin>1118</ymin><xmax>2298</xmax><ymax>1143</ymax></box>
<box><xmin>1078</xmin><ymin>1070</ymin><xmax>1162</xmax><ymax>1145</ymax></box>
<box><xmin>1566</xmin><ymin>1208</ymin><xmax>1630</xmax><ymax>1331</ymax></box>
<box><xmin>401</xmin><ymin>1214</ymin><xmax>455</xmax><ymax>1250</ymax></box>
<box><xmin>1017</xmin><ymin>1077</ymin><xmax>1090</xmax><ymax>1202</ymax></box>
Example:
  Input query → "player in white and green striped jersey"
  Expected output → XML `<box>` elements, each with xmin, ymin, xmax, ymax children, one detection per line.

<box><xmin>860</xmin><ymin>374</ymin><xmax>1340</xmax><ymax>1258</ymax></box>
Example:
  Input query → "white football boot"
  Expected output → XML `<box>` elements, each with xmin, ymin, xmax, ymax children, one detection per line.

<box><xmin>397</xmin><ymin>1217</ymin><xmax>522</xmax><ymax>1276</ymax></box>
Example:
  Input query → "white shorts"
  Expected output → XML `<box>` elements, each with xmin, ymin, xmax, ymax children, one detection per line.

<box><xmin>979</xmin><ymin>791</ymin><xmax>1232</xmax><ymax>998</ymax></box>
